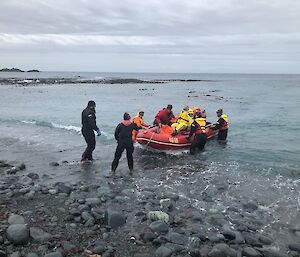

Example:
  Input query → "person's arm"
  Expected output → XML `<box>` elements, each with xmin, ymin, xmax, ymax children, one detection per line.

<box><xmin>87</xmin><ymin>112</ymin><xmax>99</xmax><ymax>131</ymax></box>
<box><xmin>188</xmin><ymin>122</ymin><xmax>196</xmax><ymax>138</ymax></box>
<box><xmin>133</xmin><ymin>123</ymin><xmax>142</xmax><ymax>131</ymax></box>
<box><xmin>170</xmin><ymin>111</ymin><xmax>175</xmax><ymax>119</ymax></box>
<box><xmin>155</xmin><ymin>115</ymin><xmax>162</xmax><ymax>125</ymax></box>
<box><xmin>114</xmin><ymin>124</ymin><xmax>121</xmax><ymax>141</ymax></box>
<box><xmin>212</xmin><ymin>118</ymin><xmax>224</xmax><ymax>130</ymax></box>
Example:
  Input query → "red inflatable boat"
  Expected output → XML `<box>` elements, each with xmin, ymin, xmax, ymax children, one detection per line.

<box><xmin>136</xmin><ymin>126</ymin><xmax>218</xmax><ymax>150</ymax></box>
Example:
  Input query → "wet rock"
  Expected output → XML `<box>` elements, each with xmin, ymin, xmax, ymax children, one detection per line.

<box><xmin>133</xmin><ymin>254</ymin><xmax>152</xmax><ymax>257</ymax></box>
<box><xmin>19</xmin><ymin>187</ymin><xmax>30</xmax><ymax>194</ymax></box>
<box><xmin>44</xmin><ymin>252</ymin><xmax>63</xmax><ymax>257</ymax></box>
<box><xmin>289</xmin><ymin>243</ymin><xmax>300</xmax><ymax>252</ymax></box>
<box><xmin>26</xmin><ymin>253</ymin><xmax>39</xmax><ymax>257</ymax></box>
<box><xmin>160</xmin><ymin>199</ymin><xmax>172</xmax><ymax>210</ymax></box>
<box><xmin>6</xmin><ymin>224</ymin><xmax>30</xmax><ymax>245</ymax></box>
<box><xmin>19</xmin><ymin>163</ymin><xmax>26</xmax><ymax>170</ymax></box>
<box><xmin>222</xmin><ymin>229</ymin><xmax>236</xmax><ymax>240</ymax></box>
<box><xmin>164</xmin><ymin>242</ymin><xmax>185</xmax><ymax>253</ymax></box>
<box><xmin>106</xmin><ymin>211</ymin><xmax>126</xmax><ymax>229</ymax></box>
<box><xmin>155</xmin><ymin>246</ymin><xmax>173</xmax><ymax>257</ymax></box>
<box><xmin>147</xmin><ymin>211</ymin><xmax>169</xmax><ymax>223</ymax></box>
<box><xmin>85</xmin><ymin>197</ymin><xmax>101</xmax><ymax>206</ymax></box>
<box><xmin>160</xmin><ymin>192</ymin><xmax>179</xmax><ymax>201</ymax></box>
<box><xmin>189</xmin><ymin>236</ymin><xmax>202</xmax><ymax>249</ymax></box>
<box><xmin>55</xmin><ymin>182</ymin><xmax>71</xmax><ymax>194</ymax></box>
<box><xmin>142</xmin><ymin>231</ymin><xmax>156</xmax><ymax>242</ymax></box>
<box><xmin>10</xmin><ymin>251</ymin><xmax>21</xmax><ymax>257</ymax></box>
<box><xmin>168</xmin><ymin>232</ymin><xmax>188</xmax><ymax>245</ymax></box>
<box><xmin>149</xmin><ymin>221</ymin><xmax>169</xmax><ymax>234</ymax></box>
<box><xmin>30</xmin><ymin>227</ymin><xmax>51</xmax><ymax>242</ymax></box>
<box><xmin>0</xmin><ymin>235</ymin><xmax>3</xmax><ymax>244</ymax></box>
<box><xmin>0</xmin><ymin>251</ymin><xmax>5</xmax><ymax>257</ymax></box>
<box><xmin>243</xmin><ymin>202</ymin><xmax>258</xmax><ymax>212</ymax></box>
<box><xmin>27</xmin><ymin>173</ymin><xmax>39</xmax><ymax>180</ymax></box>
<box><xmin>81</xmin><ymin>211</ymin><xmax>93</xmax><ymax>221</ymax></box>
<box><xmin>49</xmin><ymin>162</ymin><xmax>59</xmax><ymax>167</ymax></box>
<box><xmin>61</xmin><ymin>241</ymin><xmax>77</xmax><ymax>253</ymax></box>
<box><xmin>92</xmin><ymin>244</ymin><xmax>106</xmax><ymax>254</ymax></box>
<box><xmin>8</xmin><ymin>214</ymin><xmax>25</xmax><ymax>225</ymax></box>
<box><xmin>243</xmin><ymin>247</ymin><xmax>261</xmax><ymax>257</ymax></box>
<box><xmin>259</xmin><ymin>249</ymin><xmax>288</xmax><ymax>257</ymax></box>
<box><xmin>208</xmin><ymin>243</ymin><xmax>237</xmax><ymax>257</ymax></box>
<box><xmin>258</xmin><ymin>235</ymin><xmax>273</xmax><ymax>245</ymax></box>
<box><xmin>6</xmin><ymin>166</ymin><xmax>19</xmax><ymax>174</ymax></box>
<box><xmin>121</xmin><ymin>188</ymin><xmax>136</xmax><ymax>196</ymax></box>
<box><xmin>244</xmin><ymin>234</ymin><xmax>261</xmax><ymax>247</ymax></box>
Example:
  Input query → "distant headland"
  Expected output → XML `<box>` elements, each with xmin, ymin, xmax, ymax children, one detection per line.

<box><xmin>0</xmin><ymin>68</ymin><xmax>40</xmax><ymax>72</ymax></box>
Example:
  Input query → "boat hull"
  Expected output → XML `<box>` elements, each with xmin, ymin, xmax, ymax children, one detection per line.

<box><xmin>136</xmin><ymin>127</ymin><xmax>218</xmax><ymax>150</ymax></box>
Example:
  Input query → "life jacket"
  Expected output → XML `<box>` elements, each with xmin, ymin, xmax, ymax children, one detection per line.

<box><xmin>195</xmin><ymin>117</ymin><xmax>206</xmax><ymax>134</ymax></box>
<box><xmin>219</xmin><ymin>114</ymin><xmax>229</xmax><ymax>130</ymax></box>
<box><xmin>133</xmin><ymin>115</ymin><xmax>143</xmax><ymax>127</ymax></box>
<box><xmin>177</xmin><ymin>111</ymin><xmax>189</xmax><ymax>124</ymax></box>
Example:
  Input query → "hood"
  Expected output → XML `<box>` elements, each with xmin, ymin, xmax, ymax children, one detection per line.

<box><xmin>122</xmin><ymin>120</ymin><xmax>132</xmax><ymax>126</ymax></box>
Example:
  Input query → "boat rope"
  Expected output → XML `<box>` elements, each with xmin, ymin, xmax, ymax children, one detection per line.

<box><xmin>146</xmin><ymin>132</ymin><xmax>155</xmax><ymax>147</ymax></box>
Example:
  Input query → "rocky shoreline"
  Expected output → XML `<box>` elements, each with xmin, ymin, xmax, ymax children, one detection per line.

<box><xmin>0</xmin><ymin>68</ymin><xmax>40</xmax><ymax>73</ymax></box>
<box><xmin>1</xmin><ymin>159</ymin><xmax>300</xmax><ymax>257</ymax></box>
<box><xmin>0</xmin><ymin>77</ymin><xmax>213</xmax><ymax>86</ymax></box>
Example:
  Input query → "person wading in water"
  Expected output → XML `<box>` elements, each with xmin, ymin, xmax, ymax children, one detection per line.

<box><xmin>81</xmin><ymin>101</ymin><xmax>101</xmax><ymax>164</ymax></box>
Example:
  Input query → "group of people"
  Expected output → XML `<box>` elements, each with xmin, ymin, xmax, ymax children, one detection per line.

<box><xmin>80</xmin><ymin>101</ymin><xmax>229</xmax><ymax>176</ymax></box>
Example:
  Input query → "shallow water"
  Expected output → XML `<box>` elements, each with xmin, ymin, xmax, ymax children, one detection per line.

<box><xmin>1</xmin><ymin>72</ymin><xmax>300</xmax><ymax>248</ymax></box>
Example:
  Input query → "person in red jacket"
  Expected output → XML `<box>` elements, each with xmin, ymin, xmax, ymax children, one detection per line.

<box><xmin>153</xmin><ymin>104</ymin><xmax>175</xmax><ymax>127</ymax></box>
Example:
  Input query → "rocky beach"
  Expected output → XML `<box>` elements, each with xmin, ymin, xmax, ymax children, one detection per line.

<box><xmin>1</xmin><ymin>153</ymin><xmax>300</xmax><ymax>257</ymax></box>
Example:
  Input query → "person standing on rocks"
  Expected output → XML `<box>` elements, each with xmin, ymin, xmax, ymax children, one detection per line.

<box><xmin>110</xmin><ymin>112</ymin><xmax>141</xmax><ymax>176</ymax></box>
<box><xmin>81</xmin><ymin>100</ymin><xmax>101</xmax><ymax>164</ymax></box>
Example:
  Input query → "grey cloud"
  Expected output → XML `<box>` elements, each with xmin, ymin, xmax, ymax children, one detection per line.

<box><xmin>0</xmin><ymin>0</ymin><xmax>300</xmax><ymax>73</ymax></box>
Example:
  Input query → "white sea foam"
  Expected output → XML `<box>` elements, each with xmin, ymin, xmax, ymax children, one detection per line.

<box><xmin>51</xmin><ymin>123</ymin><xmax>81</xmax><ymax>133</ymax></box>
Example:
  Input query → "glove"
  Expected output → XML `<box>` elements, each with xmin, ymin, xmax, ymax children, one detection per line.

<box><xmin>96</xmin><ymin>129</ymin><xmax>101</xmax><ymax>136</ymax></box>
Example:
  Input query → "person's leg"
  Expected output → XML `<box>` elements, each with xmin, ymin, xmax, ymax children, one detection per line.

<box><xmin>87</xmin><ymin>135</ymin><xmax>96</xmax><ymax>160</ymax></box>
<box><xmin>111</xmin><ymin>143</ymin><xmax>125</xmax><ymax>173</ymax></box>
<box><xmin>190</xmin><ymin>137</ymin><xmax>198</xmax><ymax>155</ymax></box>
<box><xmin>197</xmin><ymin>133</ymin><xmax>207</xmax><ymax>151</ymax></box>
<box><xmin>126</xmin><ymin>142</ymin><xmax>134</xmax><ymax>172</ymax></box>
<box><xmin>218</xmin><ymin>129</ymin><xmax>228</xmax><ymax>140</ymax></box>
<box><xmin>82</xmin><ymin>130</ymin><xmax>94</xmax><ymax>161</ymax></box>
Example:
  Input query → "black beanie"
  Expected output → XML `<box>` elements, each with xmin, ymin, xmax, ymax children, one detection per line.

<box><xmin>124</xmin><ymin>112</ymin><xmax>131</xmax><ymax>120</ymax></box>
<box><xmin>88</xmin><ymin>100</ymin><xmax>96</xmax><ymax>107</ymax></box>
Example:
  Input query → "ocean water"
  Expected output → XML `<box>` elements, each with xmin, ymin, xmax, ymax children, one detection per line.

<box><xmin>1</xmin><ymin>72</ymin><xmax>300</xmax><ymax>247</ymax></box>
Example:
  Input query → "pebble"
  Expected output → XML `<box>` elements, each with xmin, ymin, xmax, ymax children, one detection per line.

<box><xmin>155</xmin><ymin>246</ymin><xmax>173</xmax><ymax>257</ymax></box>
<box><xmin>6</xmin><ymin>224</ymin><xmax>30</xmax><ymax>245</ymax></box>
<box><xmin>8</xmin><ymin>214</ymin><xmax>25</xmax><ymax>225</ymax></box>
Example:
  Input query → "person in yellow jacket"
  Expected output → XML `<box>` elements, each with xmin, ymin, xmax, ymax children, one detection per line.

<box><xmin>212</xmin><ymin>109</ymin><xmax>229</xmax><ymax>140</ymax></box>
<box><xmin>171</xmin><ymin>106</ymin><xmax>190</xmax><ymax>136</ymax></box>
<box><xmin>132</xmin><ymin>111</ymin><xmax>150</xmax><ymax>141</ymax></box>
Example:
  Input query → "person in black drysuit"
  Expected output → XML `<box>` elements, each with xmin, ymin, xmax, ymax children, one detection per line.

<box><xmin>187</xmin><ymin>112</ymin><xmax>207</xmax><ymax>155</ymax></box>
<box><xmin>81</xmin><ymin>101</ymin><xmax>101</xmax><ymax>163</ymax></box>
<box><xmin>110</xmin><ymin>112</ymin><xmax>141</xmax><ymax>176</ymax></box>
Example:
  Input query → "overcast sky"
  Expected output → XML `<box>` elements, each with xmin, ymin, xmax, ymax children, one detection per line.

<box><xmin>0</xmin><ymin>0</ymin><xmax>300</xmax><ymax>73</ymax></box>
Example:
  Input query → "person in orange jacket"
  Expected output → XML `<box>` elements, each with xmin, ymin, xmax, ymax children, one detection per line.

<box><xmin>132</xmin><ymin>111</ymin><xmax>150</xmax><ymax>141</ymax></box>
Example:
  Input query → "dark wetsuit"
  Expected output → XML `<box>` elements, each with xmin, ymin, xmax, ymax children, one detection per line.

<box><xmin>188</xmin><ymin>121</ymin><xmax>207</xmax><ymax>155</ymax></box>
<box><xmin>212</xmin><ymin>118</ymin><xmax>228</xmax><ymax>140</ymax></box>
<box><xmin>81</xmin><ymin>107</ymin><xmax>99</xmax><ymax>161</ymax></box>
<box><xmin>111</xmin><ymin>121</ymin><xmax>140</xmax><ymax>171</ymax></box>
